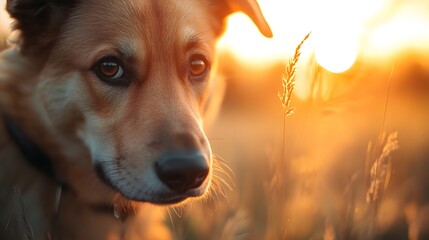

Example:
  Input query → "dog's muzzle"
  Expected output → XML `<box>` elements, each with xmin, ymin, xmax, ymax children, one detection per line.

<box><xmin>155</xmin><ymin>151</ymin><xmax>209</xmax><ymax>193</ymax></box>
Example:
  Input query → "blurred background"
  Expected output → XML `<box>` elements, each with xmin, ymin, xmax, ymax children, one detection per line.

<box><xmin>1</xmin><ymin>0</ymin><xmax>429</xmax><ymax>239</ymax></box>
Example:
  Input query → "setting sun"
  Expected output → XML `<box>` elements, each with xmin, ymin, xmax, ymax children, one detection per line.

<box><xmin>217</xmin><ymin>0</ymin><xmax>376</xmax><ymax>73</ymax></box>
<box><xmin>1</xmin><ymin>1</ymin><xmax>429</xmax><ymax>239</ymax></box>
<box><xmin>218</xmin><ymin>0</ymin><xmax>429</xmax><ymax>74</ymax></box>
<box><xmin>312</xmin><ymin>29</ymin><xmax>359</xmax><ymax>73</ymax></box>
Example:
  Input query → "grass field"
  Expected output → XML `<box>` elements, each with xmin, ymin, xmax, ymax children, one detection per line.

<box><xmin>166</xmin><ymin>47</ymin><xmax>429</xmax><ymax>239</ymax></box>
<box><xmin>1</xmin><ymin>2</ymin><xmax>429</xmax><ymax>239</ymax></box>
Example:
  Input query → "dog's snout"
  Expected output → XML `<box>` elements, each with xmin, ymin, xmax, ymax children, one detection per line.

<box><xmin>155</xmin><ymin>152</ymin><xmax>209</xmax><ymax>193</ymax></box>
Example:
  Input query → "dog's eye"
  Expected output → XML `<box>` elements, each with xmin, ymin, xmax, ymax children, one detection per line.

<box><xmin>94</xmin><ymin>57</ymin><xmax>127</xmax><ymax>86</ymax></box>
<box><xmin>188</xmin><ymin>54</ymin><xmax>209</xmax><ymax>78</ymax></box>
<box><xmin>100</xmin><ymin>62</ymin><xmax>122</xmax><ymax>79</ymax></box>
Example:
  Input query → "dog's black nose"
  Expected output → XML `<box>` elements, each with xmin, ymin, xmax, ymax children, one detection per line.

<box><xmin>155</xmin><ymin>151</ymin><xmax>209</xmax><ymax>193</ymax></box>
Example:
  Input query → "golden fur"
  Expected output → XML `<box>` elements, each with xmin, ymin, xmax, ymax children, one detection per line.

<box><xmin>0</xmin><ymin>0</ymin><xmax>271</xmax><ymax>239</ymax></box>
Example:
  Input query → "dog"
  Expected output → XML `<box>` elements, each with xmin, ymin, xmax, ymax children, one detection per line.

<box><xmin>0</xmin><ymin>0</ymin><xmax>271</xmax><ymax>239</ymax></box>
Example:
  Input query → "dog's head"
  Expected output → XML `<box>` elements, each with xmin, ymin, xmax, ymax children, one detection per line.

<box><xmin>6</xmin><ymin>0</ymin><xmax>271</xmax><ymax>205</ymax></box>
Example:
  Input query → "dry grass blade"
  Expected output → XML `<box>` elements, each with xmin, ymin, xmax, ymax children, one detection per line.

<box><xmin>278</xmin><ymin>32</ymin><xmax>311</xmax><ymax>171</ymax></box>
<box><xmin>278</xmin><ymin>32</ymin><xmax>311</xmax><ymax>116</ymax></box>
<box><xmin>364</xmin><ymin>63</ymin><xmax>398</xmax><ymax>238</ymax></box>
<box><xmin>366</xmin><ymin>131</ymin><xmax>399</xmax><ymax>204</ymax></box>
<box><xmin>364</xmin><ymin>131</ymin><xmax>399</xmax><ymax>239</ymax></box>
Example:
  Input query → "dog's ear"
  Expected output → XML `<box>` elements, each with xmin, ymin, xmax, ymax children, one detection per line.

<box><xmin>211</xmin><ymin>0</ymin><xmax>273</xmax><ymax>38</ymax></box>
<box><xmin>6</xmin><ymin>0</ymin><xmax>76</xmax><ymax>55</ymax></box>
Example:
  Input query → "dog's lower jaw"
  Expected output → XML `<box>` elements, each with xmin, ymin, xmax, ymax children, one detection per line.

<box><xmin>95</xmin><ymin>161</ymin><xmax>210</xmax><ymax>206</ymax></box>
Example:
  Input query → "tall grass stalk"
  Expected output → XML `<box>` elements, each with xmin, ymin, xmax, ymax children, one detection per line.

<box><xmin>379</xmin><ymin>63</ymin><xmax>396</xmax><ymax>140</ymax></box>
<box><xmin>365</xmin><ymin>131</ymin><xmax>399</xmax><ymax>238</ymax></box>
<box><xmin>365</xmin><ymin>63</ymin><xmax>398</xmax><ymax>238</ymax></box>
<box><xmin>278</xmin><ymin>32</ymin><xmax>310</xmax><ymax>168</ymax></box>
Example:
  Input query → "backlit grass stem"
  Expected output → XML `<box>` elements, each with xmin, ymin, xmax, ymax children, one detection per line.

<box><xmin>278</xmin><ymin>32</ymin><xmax>311</xmax><ymax>165</ymax></box>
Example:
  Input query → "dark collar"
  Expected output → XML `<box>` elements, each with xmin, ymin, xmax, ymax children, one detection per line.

<box><xmin>3</xmin><ymin>114</ymin><xmax>57</xmax><ymax>180</ymax></box>
<box><xmin>3</xmin><ymin>116</ymin><xmax>126</xmax><ymax>219</ymax></box>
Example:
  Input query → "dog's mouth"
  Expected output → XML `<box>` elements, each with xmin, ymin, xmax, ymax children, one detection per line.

<box><xmin>144</xmin><ymin>189</ymin><xmax>203</xmax><ymax>205</ymax></box>
<box><xmin>94</xmin><ymin>154</ymin><xmax>210</xmax><ymax>205</ymax></box>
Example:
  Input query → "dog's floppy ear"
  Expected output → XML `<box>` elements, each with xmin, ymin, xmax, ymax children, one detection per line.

<box><xmin>211</xmin><ymin>0</ymin><xmax>273</xmax><ymax>38</ymax></box>
<box><xmin>6</xmin><ymin>0</ymin><xmax>76</xmax><ymax>55</ymax></box>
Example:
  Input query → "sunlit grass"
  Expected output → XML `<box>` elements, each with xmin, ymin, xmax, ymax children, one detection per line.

<box><xmin>166</xmin><ymin>36</ymin><xmax>429</xmax><ymax>240</ymax></box>
<box><xmin>1</xmin><ymin>1</ymin><xmax>428</xmax><ymax>239</ymax></box>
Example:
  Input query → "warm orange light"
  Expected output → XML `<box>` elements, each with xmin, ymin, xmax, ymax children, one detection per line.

<box><xmin>0</xmin><ymin>0</ymin><xmax>12</xmax><ymax>34</ymax></box>
<box><xmin>218</xmin><ymin>0</ymin><xmax>315</xmax><ymax>67</ymax></box>
<box><xmin>312</xmin><ymin>29</ymin><xmax>360</xmax><ymax>74</ymax></box>
<box><xmin>218</xmin><ymin>0</ymin><xmax>429</xmax><ymax>101</ymax></box>
<box><xmin>218</xmin><ymin>0</ymin><xmax>384</xmax><ymax>73</ymax></box>
<box><xmin>366</xmin><ymin>5</ymin><xmax>429</xmax><ymax>58</ymax></box>
<box><xmin>220</xmin><ymin>0</ymin><xmax>429</xmax><ymax>75</ymax></box>
<box><xmin>2</xmin><ymin>0</ymin><xmax>428</xmax><ymax>73</ymax></box>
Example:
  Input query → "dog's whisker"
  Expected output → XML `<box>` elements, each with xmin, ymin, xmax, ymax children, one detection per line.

<box><xmin>213</xmin><ymin>155</ymin><xmax>235</xmax><ymax>176</ymax></box>
<box><xmin>212</xmin><ymin>173</ymin><xmax>234</xmax><ymax>191</ymax></box>
<box><xmin>170</xmin><ymin>206</ymin><xmax>182</xmax><ymax>218</ymax></box>
<box><xmin>211</xmin><ymin>185</ymin><xmax>227</xmax><ymax>199</ymax></box>
<box><xmin>206</xmin><ymin>182</ymin><xmax>222</xmax><ymax>202</ymax></box>
<box><xmin>166</xmin><ymin>208</ymin><xmax>178</xmax><ymax>239</ymax></box>
<box><xmin>212</xmin><ymin>182</ymin><xmax>228</xmax><ymax>199</ymax></box>
<box><xmin>0</xmin><ymin>0</ymin><xmax>273</xmax><ymax>237</ymax></box>
<box><xmin>205</xmin><ymin>189</ymin><xmax>217</xmax><ymax>202</ymax></box>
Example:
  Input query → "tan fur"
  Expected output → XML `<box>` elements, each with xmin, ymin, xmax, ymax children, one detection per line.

<box><xmin>0</xmin><ymin>0</ymin><xmax>271</xmax><ymax>239</ymax></box>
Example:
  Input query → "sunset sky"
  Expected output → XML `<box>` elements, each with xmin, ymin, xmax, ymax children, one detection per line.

<box><xmin>2</xmin><ymin>0</ymin><xmax>429</xmax><ymax>73</ymax></box>
<box><xmin>218</xmin><ymin>0</ymin><xmax>429</xmax><ymax>73</ymax></box>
